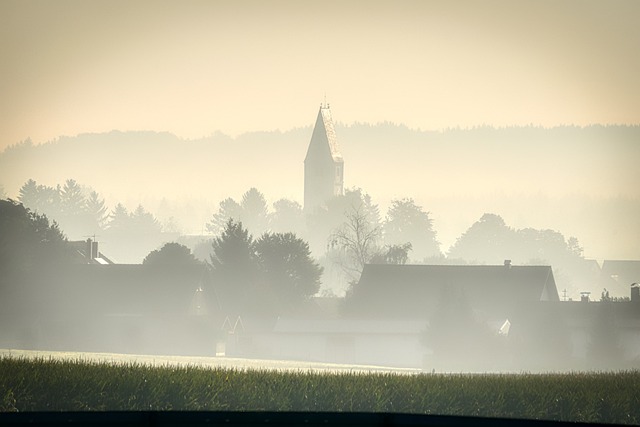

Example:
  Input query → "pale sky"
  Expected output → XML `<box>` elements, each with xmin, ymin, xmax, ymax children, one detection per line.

<box><xmin>1</xmin><ymin>0</ymin><xmax>639</xmax><ymax>149</ymax></box>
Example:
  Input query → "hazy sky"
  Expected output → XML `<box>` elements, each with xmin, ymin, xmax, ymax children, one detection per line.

<box><xmin>1</xmin><ymin>0</ymin><xmax>639</xmax><ymax>149</ymax></box>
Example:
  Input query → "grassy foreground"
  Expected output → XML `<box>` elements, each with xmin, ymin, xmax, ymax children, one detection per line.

<box><xmin>1</xmin><ymin>357</ymin><xmax>639</xmax><ymax>424</ymax></box>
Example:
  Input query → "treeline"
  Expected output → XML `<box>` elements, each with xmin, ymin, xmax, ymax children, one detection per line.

<box><xmin>10</xmin><ymin>178</ymin><xmax>591</xmax><ymax>296</ymax></box>
<box><xmin>2</xmin><ymin>124</ymin><xmax>638</xmax><ymax>208</ymax></box>
<box><xmin>17</xmin><ymin>178</ymin><xmax>162</xmax><ymax>238</ymax></box>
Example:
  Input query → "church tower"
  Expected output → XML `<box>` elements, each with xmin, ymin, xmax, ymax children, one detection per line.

<box><xmin>304</xmin><ymin>103</ymin><xmax>344</xmax><ymax>211</ymax></box>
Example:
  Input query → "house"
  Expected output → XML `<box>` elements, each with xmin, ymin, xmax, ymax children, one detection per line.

<box><xmin>599</xmin><ymin>260</ymin><xmax>640</xmax><ymax>298</ymax></box>
<box><xmin>344</xmin><ymin>262</ymin><xmax>559</xmax><ymax>320</ymax></box>
<box><xmin>229</xmin><ymin>262</ymin><xmax>560</xmax><ymax>370</ymax></box>
<box><xmin>20</xmin><ymin>263</ymin><xmax>217</xmax><ymax>356</ymax></box>
<box><xmin>68</xmin><ymin>238</ymin><xmax>114</xmax><ymax>264</ymax></box>
<box><xmin>525</xmin><ymin>284</ymin><xmax>640</xmax><ymax>370</ymax></box>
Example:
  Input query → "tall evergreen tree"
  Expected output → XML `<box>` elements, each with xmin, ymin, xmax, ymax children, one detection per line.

<box><xmin>60</xmin><ymin>179</ymin><xmax>86</xmax><ymax>217</ymax></box>
<box><xmin>206</xmin><ymin>197</ymin><xmax>242</xmax><ymax>235</ymax></box>
<box><xmin>85</xmin><ymin>191</ymin><xmax>108</xmax><ymax>231</ymax></box>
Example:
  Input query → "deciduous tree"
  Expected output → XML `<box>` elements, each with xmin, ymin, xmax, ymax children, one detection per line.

<box><xmin>383</xmin><ymin>198</ymin><xmax>440</xmax><ymax>261</ymax></box>
<box><xmin>255</xmin><ymin>232</ymin><xmax>322</xmax><ymax>308</ymax></box>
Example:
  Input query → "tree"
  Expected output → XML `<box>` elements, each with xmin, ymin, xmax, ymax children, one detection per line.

<box><xmin>254</xmin><ymin>232</ymin><xmax>323</xmax><ymax>308</ymax></box>
<box><xmin>240</xmin><ymin>187</ymin><xmax>269</xmax><ymax>235</ymax></box>
<box><xmin>107</xmin><ymin>203</ymin><xmax>131</xmax><ymax>232</ymax></box>
<box><xmin>18</xmin><ymin>179</ymin><xmax>39</xmax><ymax>209</ymax></box>
<box><xmin>206</xmin><ymin>188</ymin><xmax>271</xmax><ymax>237</ymax></box>
<box><xmin>130</xmin><ymin>205</ymin><xmax>162</xmax><ymax>234</ymax></box>
<box><xmin>269</xmin><ymin>198</ymin><xmax>305</xmax><ymax>235</ymax></box>
<box><xmin>206</xmin><ymin>197</ymin><xmax>242</xmax><ymax>235</ymax></box>
<box><xmin>370</xmin><ymin>243</ymin><xmax>412</xmax><ymax>265</ymax></box>
<box><xmin>306</xmin><ymin>187</ymin><xmax>380</xmax><ymax>256</ymax></box>
<box><xmin>0</xmin><ymin>199</ymin><xmax>70</xmax><ymax>283</ymax></box>
<box><xmin>447</xmin><ymin>213</ymin><xmax>515</xmax><ymax>263</ymax></box>
<box><xmin>143</xmin><ymin>242</ymin><xmax>201</xmax><ymax>266</ymax></box>
<box><xmin>329</xmin><ymin>203</ymin><xmax>381</xmax><ymax>282</ymax></box>
<box><xmin>85</xmin><ymin>190</ymin><xmax>108</xmax><ymax>231</ymax></box>
<box><xmin>383</xmin><ymin>198</ymin><xmax>440</xmax><ymax>261</ymax></box>
<box><xmin>209</xmin><ymin>219</ymin><xmax>257</xmax><ymax>316</ymax></box>
<box><xmin>0</xmin><ymin>200</ymin><xmax>73</xmax><ymax>345</ymax></box>
<box><xmin>17</xmin><ymin>179</ymin><xmax>61</xmax><ymax>218</ymax></box>
<box><xmin>60</xmin><ymin>179</ymin><xmax>86</xmax><ymax>217</ymax></box>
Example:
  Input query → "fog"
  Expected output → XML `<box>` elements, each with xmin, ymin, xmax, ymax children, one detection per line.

<box><xmin>1</xmin><ymin>1</ymin><xmax>640</xmax><ymax>373</ymax></box>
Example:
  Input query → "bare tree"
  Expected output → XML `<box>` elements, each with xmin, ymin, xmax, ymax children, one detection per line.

<box><xmin>329</xmin><ymin>203</ymin><xmax>381</xmax><ymax>282</ymax></box>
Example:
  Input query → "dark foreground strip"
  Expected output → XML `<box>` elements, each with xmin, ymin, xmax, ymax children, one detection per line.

<box><xmin>0</xmin><ymin>412</ymin><xmax>624</xmax><ymax>427</ymax></box>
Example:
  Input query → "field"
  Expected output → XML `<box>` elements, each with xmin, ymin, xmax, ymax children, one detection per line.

<box><xmin>1</xmin><ymin>351</ymin><xmax>640</xmax><ymax>424</ymax></box>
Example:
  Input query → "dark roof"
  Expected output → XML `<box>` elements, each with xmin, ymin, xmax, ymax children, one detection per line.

<box><xmin>600</xmin><ymin>260</ymin><xmax>640</xmax><ymax>297</ymax></box>
<box><xmin>521</xmin><ymin>300</ymin><xmax>640</xmax><ymax>330</ymax></box>
<box><xmin>39</xmin><ymin>264</ymin><xmax>209</xmax><ymax>320</ymax></box>
<box><xmin>346</xmin><ymin>263</ymin><xmax>559</xmax><ymax>319</ymax></box>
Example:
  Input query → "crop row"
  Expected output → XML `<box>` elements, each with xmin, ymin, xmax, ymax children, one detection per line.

<box><xmin>1</xmin><ymin>357</ymin><xmax>639</xmax><ymax>424</ymax></box>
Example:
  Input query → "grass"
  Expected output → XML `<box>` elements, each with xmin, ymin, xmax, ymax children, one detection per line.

<box><xmin>1</xmin><ymin>357</ymin><xmax>640</xmax><ymax>424</ymax></box>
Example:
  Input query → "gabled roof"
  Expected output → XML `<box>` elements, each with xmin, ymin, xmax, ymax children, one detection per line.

<box><xmin>304</xmin><ymin>106</ymin><xmax>343</xmax><ymax>164</ymax></box>
<box><xmin>346</xmin><ymin>264</ymin><xmax>559</xmax><ymax>319</ymax></box>
<box><xmin>600</xmin><ymin>260</ymin><xmax>640</xmax><ymax>297</ymax></box>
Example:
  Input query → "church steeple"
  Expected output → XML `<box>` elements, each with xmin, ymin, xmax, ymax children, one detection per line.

<box><xmin>304</xmin><ymin>104</ymin><xmax>344</xmax><ymax>211</ymax></box>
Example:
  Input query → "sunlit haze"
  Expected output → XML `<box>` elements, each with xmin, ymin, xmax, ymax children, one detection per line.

<box><xmin>1</xmin><ymin>0</ymin><xmax>639</xmax><ymax>146</ymax></box>
<box><xmin>1</xmin><ymin>0</ymin><xmax>639</xmax><ymax>261</ymax></box>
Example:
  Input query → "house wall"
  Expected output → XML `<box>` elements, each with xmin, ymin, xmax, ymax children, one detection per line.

<box><xmin>228</xmin><ymin>332</ymin><xmax>425</xmax><ymax>368</ymax></box>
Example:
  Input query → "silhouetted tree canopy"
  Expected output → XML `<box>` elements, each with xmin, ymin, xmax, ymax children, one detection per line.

<box><xmin>0</xmin><ymin>199</ymin><xmax>71</xmax><ymax>284</ymax></box>
<box><xmin>60</xmin><ymin>179</ymin><xmax>85</xmax><ymax>217</ymax></box>
<box><xmin>207</xmin><ymin>197</ymin><xmax>242</xmax><ymax>236</ymax></box>
<box><xmin>270</xmin><ymin>198</ymin><xmax>305</xmax><ymax>235</ymax></box>
<box><xmin>255</xmin><ymin>232</ymin><xmax>323</xmax><ymax>308</ymax></box>
<box><xmin>240</xmin><ymin>187</ymin><xmax>269</xmax><ymax>235</ymax></box>
<box><xmin>17</xmin><ymin>178</ymin><xmax>110</xmax><ymax>238</ymax></box>
<box><xmin>383</xmin><ymin>198</ymin><xmax>440</xmax><ymax>261</ymax></box>
<box><xmin>209</xmin><ymin>219</ymin><xmax>322</xmax><ymax>318</ymax></box>
<box><xmin>209</xmin><ymin>219</ymin><xmax>257</xmax><ymax>315</ymax></box>
<box><xmin>447</xmin><ymin>213</ymin><xmax>584</xmax><ymax>266</ymax></box>
<box><xmin>143</xmin><ymin>242</ymin><xmax>201</xmax><ymax>266</ymax></box>
<box><xmin>107</xmin><ymin>203</ymin><xmax>130</xmax><ymax>232</ymax></box>
<box><xmin>85</xmin><ymin>191</ymin><xmax>108</xmax><ymax>231</ymax></box>
<box><xmin>18</xmin><ymin>179</ymin><xmax>61</xmax><ymax>218</ymax></box>
<box><xmin>206</xmin><ymin>188</ymin><xmax>270</xmax><ymax>237</ymax></box>
<box><xmin>106</xmin><ymin>203</ymin><xmax>161</xmax><ymax>235</ymax></box>
<box><xmin>370</xmin><ymin>243</ymin><xmax>412</xmax><ymax>265</ymax></box>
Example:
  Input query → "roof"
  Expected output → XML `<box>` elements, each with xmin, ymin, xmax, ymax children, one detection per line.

<box><xmin>39</xmin><ymin>264</ymin><xmax>209</xmax><ymax>320</ymax></box>
<box><xmin>304</xmin><ymin>106</ymin><xmax>343</xmax><ymax>164</ymax></box>
<box><xmin>600</xmin><ymin>260</ymin><xmax>640</xmax><ymax>297</ymax></box>
<box><xmin>346</xmin><ymin>263</ymin><xmax>559</xmax><ymax>319</ymax></box>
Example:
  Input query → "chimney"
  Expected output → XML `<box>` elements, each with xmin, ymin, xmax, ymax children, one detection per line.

<box><xmin>92</xmin><ymin>240</ymin><xmax>99</xmax><ymax>259</ymax></box>
<box><xmin>85</xmin><ymin>238</ymin><xmax>93</xmax><ymax>261</ymax></box>
<box><xmin>580</xmin><ymin>291</ymin><xmax>591</xmax><ymax>303</ymax></box>
<box><xmin>632</xmin><ymin>283</ymin><xmax>640</xmax><ymax>303</ymax></box>
<box><xmin>504</xmin><ymin>260</ymin><xmax>511</xmax><ymax>268</ymax></box>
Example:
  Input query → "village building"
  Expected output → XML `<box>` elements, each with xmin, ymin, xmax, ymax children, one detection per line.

<box><xmin>228</xmin><ymin>262</ymin><xmax>562</xmax><ymax>369</ymax></box>
<box><xmin>304</xmin><ymin>104</ymin><xmax>344</xmax><ymax>211</ymax></box>
<box><xmin>16</xmin><ymin>263</ymin><xmax>214</xmax><ymax>356</ymax></box>
<box><xmin>599</xmin><ymin>260</ymin><xmax>640</xmax><ymax>297</ymax></box>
